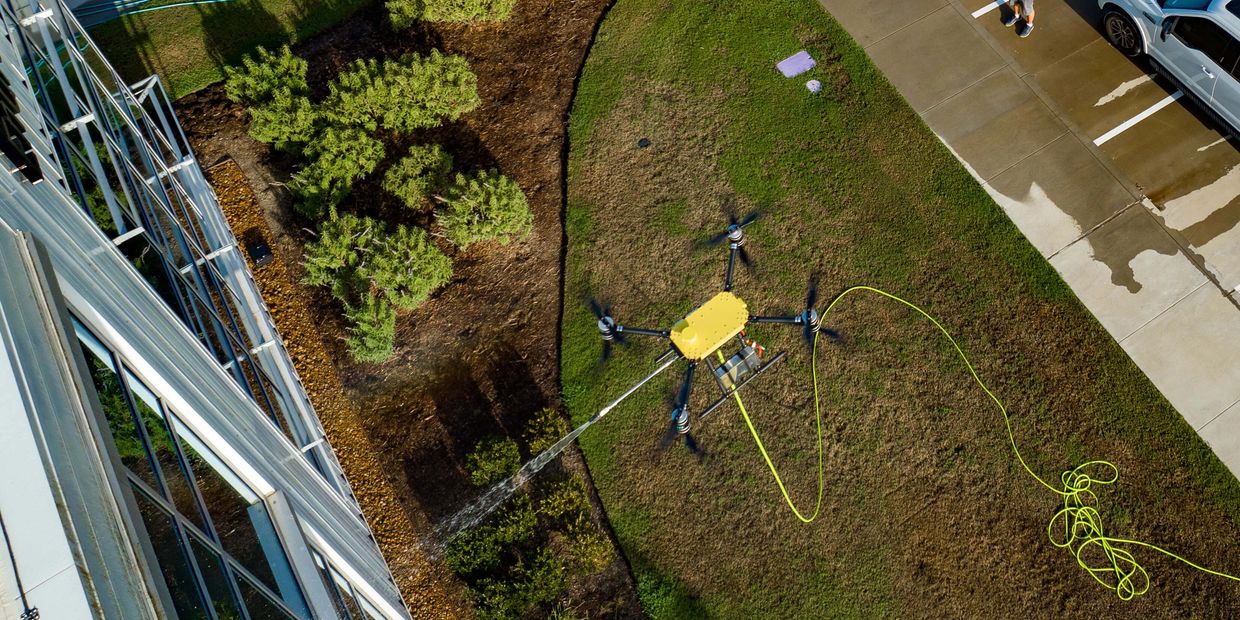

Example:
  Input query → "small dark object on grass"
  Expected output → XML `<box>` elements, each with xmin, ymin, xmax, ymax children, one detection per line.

<box><xmin>637</xmin><ymin>138</ymin><xmax>651</xmax><ymax>148</ymax></box>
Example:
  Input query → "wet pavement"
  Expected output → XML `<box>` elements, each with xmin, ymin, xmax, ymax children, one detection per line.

<box><xmin>820</xmin><ymin>0</ymin><xmax>1240</xmax><ymax>475</ymax></box>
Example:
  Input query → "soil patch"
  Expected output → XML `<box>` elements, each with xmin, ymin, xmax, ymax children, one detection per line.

<box><xmin>178</xmin><ymin>0</ymin><xmax>641</xmax><ymax>616</ymax></box>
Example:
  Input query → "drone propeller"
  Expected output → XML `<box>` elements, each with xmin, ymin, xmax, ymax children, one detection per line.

<box><xmin>704</xmin><ymin>210</ymin><xmax>762</xmax><ymax>247</ymax></box>
<box><xmin>587</xmin><ymin>297</ymin><xmax>627</xmax><ymax>363</ymax></box>
<box><xmin>656</xmin><ymin>364</ymin><xmax>705</xmax><ymax>459</ymax></box>
<box><xmin>801</xmin><ymin>276</ymin><xmax>820</xmax><ymax>347</ymax></box>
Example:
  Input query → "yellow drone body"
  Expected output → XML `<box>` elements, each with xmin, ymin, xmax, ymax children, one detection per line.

<box><xmin>670</xmin><ymin>291</ymin><xmax>749</xmax><ymax>361</ymax></box>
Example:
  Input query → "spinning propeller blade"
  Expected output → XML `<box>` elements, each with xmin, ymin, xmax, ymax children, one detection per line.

<box><xmin>587</xmin><ymin>297</ymin><xmax>627</xmax><ymax>363</ymax></box>
<box><xmin>802</xmin><ymin>275</ymin><xmax>820</xmax><ymax>347</ymax></box>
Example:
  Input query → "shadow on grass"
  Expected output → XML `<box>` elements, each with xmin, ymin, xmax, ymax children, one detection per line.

<box><xmin>195</xmin><ymin>0</ymin><xmax>289</xmax><ymax>73</ymax></box>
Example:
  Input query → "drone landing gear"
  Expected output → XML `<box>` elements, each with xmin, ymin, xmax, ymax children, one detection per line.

<box><xmin>698</xmin><ymin>349</ymin><xmax>787</xmax><ymax>421</ymax></box>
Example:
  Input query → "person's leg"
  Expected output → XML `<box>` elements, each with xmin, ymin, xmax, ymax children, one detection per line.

<box><xmin>1003</xmin><ymin>0</ymin><xmax>1020</xmax><ymax>26</ymax></box>
<box><xmin>1017</xmin><ymin>0</ymin><xmax>1035</xmax><ymax>36</ymax></box>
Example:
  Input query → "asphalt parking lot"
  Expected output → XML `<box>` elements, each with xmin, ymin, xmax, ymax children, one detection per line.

<box><xmin>820</xmin><ymin>0</ymin><xmax>1240</xmax><ymax>474</ymax></box>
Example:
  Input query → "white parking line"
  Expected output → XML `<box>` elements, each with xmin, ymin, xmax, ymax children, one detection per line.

<box><xmin>972</xmin><ymin>0</ymin><xmax>1004</xmax><ymax>19</ymax></box>
<box><xmin>1094</xmin><ymin>91</ymin><xmax>1183</xmax><ymax>146</ymax></box>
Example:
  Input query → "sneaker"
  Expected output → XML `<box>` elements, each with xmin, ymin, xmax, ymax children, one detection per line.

<box><xmin>1002</xmin><ymin>12</ymin><xmax>1019</xmax><ymax>27</ymax></box>
<box><xmin>1018</xmin><ymin>21</ymin><xmax>1035</xmax><ymax>37</ymax></box>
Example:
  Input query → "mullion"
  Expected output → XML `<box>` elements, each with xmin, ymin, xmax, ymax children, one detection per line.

<box><xmin>129</xmin><ymin>473</ymin><xmax>305</xmax><ymax>619</ymax></box>
<box><xmin>186</xmin><ymin>528</ymin><xmax>254</xmax><ymax>620</ymax></box>
<box><xmin>122</xmin><ymin>363</ymin><xmax>212</xmax><ymax>530</ymax></box>
<box><xmin>130</xmin><ymin>481</ymin><xmax>221</xmax><ymax>620</ymax></box>
<box><xmin>155</xmin><ymin>386</ymin><xmax>222</xmax><ymax>546</ymax></box>
<box><xmin>114</xmin><ymin>357</ymin><xmax>176</xmax><ymax>505</ymax></box>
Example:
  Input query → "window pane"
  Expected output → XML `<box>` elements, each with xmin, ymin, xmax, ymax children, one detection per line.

<box><xmin>175</xmin><ymin>431</ymin><xmax>286</xmax><ymax>595</ymax></box>
<box><xmin>330</xmin><ymin>568</ymin><xmax>365</xmax><ymax>620</ymax></box>
<box><xmin>358</xmin><ymin>596</ymin><xmax>386</xmax><ymax>620</ymax></box>
<box><xmin>187</xmin><ymin>534</ymin><xmax>245</xmax><ymax>620</ymax></box>
<box><xmin>1174</xmin><ymin>17</ymin><xmax>1231</xmax><ymax>63</ymax></box>
<box><xmin>76</xmin><ymin>336</ymin><xmax>158</xmax><ymax>488</ymax></box>
<box><xmin>131</xmin><ymin>485</ymin><xmax>209</xmax><ymax>620</ymax></box>
<box><xmin>125</xmin><ymin>370</ymin><xmax>207</xmax><ymax>531</ymax></box>
<box><xmin>313</xmin><ymin>551</ymin><xmax>354</xmax><ymax>620</ymax></box>
<box><xmin>236</xmin><ymin>575</ymin><xmax>297</xmax><ymax>620</ymax></box>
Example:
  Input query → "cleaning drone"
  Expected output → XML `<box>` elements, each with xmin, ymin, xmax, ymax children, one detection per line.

<box><xmin>585</xmin><ymin>212</ymin><xmax>834</xmax><ymax>456</ymax></box>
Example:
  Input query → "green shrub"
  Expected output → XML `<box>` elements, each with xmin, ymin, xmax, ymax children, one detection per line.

<box><xmin>515</xmin><ymin>548</ymin><xmax>569</xmax><ymax>610</ymax></box>
<box><xmin>344</xmin><ymin>294</ymin><xmax>396</xmax><ymax>363</ymax></box>
<box><xmin>524</xmin><ymin>407</ymin><xmax>568</xmax><ymax>454</ymax></box>
<box><xmin>387</xmin><ymin>0</ymin><xmax>516</xmax><ymax>28</ymax></box>
<box><xmin>445</xmin><ymin>525</ymin><xmax>505</xmax><ymax>575</ymax></box>
<box><xmin>493</xmin><ymin>494</ymin><xmax>536</xmax><ymax>544</ymax></box>
<box><xmin>302</xmin><ymin>209</ymin><xmax>373</xmax><ymax>302</ymax></box>
<box><xmin>324</xmin><ymin>51</ymin><xmax>480</xmax><ymax>134</ymax></box>
<box><xmin>291</xmin><ymin>127</ymin><xmax>385</xmax><ymax>218</ymax></box>
<box><xmin>538</xmin><ymin>477</ymin><xmax>589</xmax><ymax>521</ymax></box>
<box><xmin>304</xmin><ymin>211</ymin><xmax>451</xmax><ymax>363</ymax></box>
<box><xmin>383</xmin><ymin>145</ymin><xmax>453</xmax><ymax>208</ymax></box>
<box><xmin>564</xmin><ymin>514</ymin><xmax>612</xmax><ymax>574</ymax></box>
<box><xmin>367</xmin><ymin>224</ymin><xmax>453</xmax><ymax>311</ymax></box>
<box><xmin>472</xmin><ymin>549</ymin><xmax>568</xmax><ymax>620</ymax></box>
<box><xmin>466</xmin><ymin>436</ymin><xmax>521</xmax><ymax>487</ymax></box>
<box><xmin>224</xmin><ymin>45</ymin><xmax>317</xmax><ymax>152</ymax></box>
<box><xmin>247</xmin><ymin>92</ymin><xmax>317</xmax><ymax>151</ymax></box>
<box><xmin>223</xmin><ymin>45</ymin><xmax>308</xmax><ymax>105</ymax></box>
<box><xmin>444</xmin><ymin>495</ymin><xmax>534</xmax><ymax>576</ymax></box>
<box><xmin>437</xmin><ymin>170</ymin><xmax>532</xmax><ymax>249</ymax></box>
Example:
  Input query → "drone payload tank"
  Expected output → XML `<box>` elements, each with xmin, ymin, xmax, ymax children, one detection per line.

<box><xmin>669</xmin><ymin>291</ymin><xmax>749</xmax><ymax>360</ymax></box>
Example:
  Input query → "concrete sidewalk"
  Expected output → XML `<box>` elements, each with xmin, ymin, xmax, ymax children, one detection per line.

<box><xmin>818</xmin><ymin>0</ymin><xmax>1240</xmax><ymax>477</ymax></box>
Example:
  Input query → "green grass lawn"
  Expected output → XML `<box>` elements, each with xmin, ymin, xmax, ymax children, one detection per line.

<box><xmin>86</xmin><ymin>0</ymin><xmax>369</xmax><ymax>98</ymax></box>
<box><xmin>564</xmin><ymin>0</ymin><xmax>1240</xmax><ymax>617</ymax></box>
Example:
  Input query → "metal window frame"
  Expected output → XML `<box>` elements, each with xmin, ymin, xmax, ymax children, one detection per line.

<box><xmin>0</xmin><ymin>0</ymin><xmax>358</xmax><ymax>504</ymax></box>
<box><xmin>72</xmin><ymin>318</ymin><xmax>324</xmax><ymax>619</ymax></box>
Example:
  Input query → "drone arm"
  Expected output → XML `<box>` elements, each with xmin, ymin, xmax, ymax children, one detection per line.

<box><xmin>676</xmin><ymin>361</ymin><xmax>697</xmax><ymax>411</ymax></box>
<box><xmin>617</xmin><ymin>325</ymin><xmax>671</xmax><ymax>338</ymax></box>
<box><xmin>724</xmin><ymin>246</ymin><xmax>738</xmax><ymax>291</ymax></box>
<box><xmin>748</xmin><ymin>314</ymin><xmax>804</xmax><ymax>326</ymax></box>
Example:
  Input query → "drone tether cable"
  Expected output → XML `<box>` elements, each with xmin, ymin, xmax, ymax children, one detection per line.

<box><xmin>727</xmin><ymin>285</ymin><xmax>1240</xmax><ymax>601</ymax></box>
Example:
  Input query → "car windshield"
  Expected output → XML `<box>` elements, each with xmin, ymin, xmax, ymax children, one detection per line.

<box><xmin>1162</xmin><ymin>0</ymin><xmax>1211</xmax><ymax>9</ymax></box>
<box><xmin>1229</xmin><ymin>0</ymin><xmax>1240</xmax><ymax>18</ymax></box>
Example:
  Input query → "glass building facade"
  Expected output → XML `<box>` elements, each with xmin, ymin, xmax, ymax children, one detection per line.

<box><xmin>0</xmin><ymin>1</ymin><xmax>409</xmax><ymax>618</ymax></box>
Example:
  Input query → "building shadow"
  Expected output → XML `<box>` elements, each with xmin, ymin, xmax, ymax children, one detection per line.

<box><xmin>195</xmin><ymin>0</ymin><xmax>290</xmax><ymax>78</ymax></box>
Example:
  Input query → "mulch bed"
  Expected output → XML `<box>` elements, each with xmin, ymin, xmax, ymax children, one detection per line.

<box><xmin>181</xmin><ymin>0</ymin><xmax>641</xmax><ymax>616</ymax></box>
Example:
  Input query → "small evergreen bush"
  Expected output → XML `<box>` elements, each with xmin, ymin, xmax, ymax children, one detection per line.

<box><xmin>303</xmin><ymin>210</ymin><xmax>451</xmax><ymax>362</ymax></box>
<box><xmin>383</xmin><ymin>145</ymin><xmax>453</xmax><ymax>209</ymax></box>
<box><xmin>224</xmin><ymin>46</ymin><xmax>316</xmax><ymax>151</ymax></box>
<box><xmin>324</xmin><ymin>51</ymin><xmax>480</xmax><ymax>134</ymax></box>
<box><xmin>344</xmin><ymin>294</ymin><xmax>396</xmax><ymax>363</ymax></box>
<box><xmin>367</xmin><ymin>224</ymin><xmax>453</xmax><ymax>311</ymax></box>
<box><xmin>466</xmin><ymin>436</ymin><xmax>521</xmax><ymax>487</ymax></box>
<box><xmin>492</xmin><ymin>494</ymin><xmax>536</xmax><ymax>544</ymax></box>
<box><xmin>437</xmin><ymin>170</ymin><xmax>532</xmax><ymax>249</ymax></box>
<box><xmin>303</xmin><ymin>209</ymin><xmax>373</xmax><ymax>301</ymax></box>
<box><xmin>291</xmin><ymin>127</ymin><xmax>385</xmax><ymax>218</ymax></box>
<box><xmin>472</xmin><ymin>549</ymin><xmax>568</xmax><ymax>620</ymax></box>
<box><xmin>524</xmin><ymin>407</ymin><xmax>568</xmax><ymax>454</ymax></box>
<box><xmin>388</xmin><ymin>0</ymin><xmax>517</xmax><ymax>29</ymax></box>
<box><xmin>224</xmin><ymin>45</ymin><xmax>308</xmax><ymax>105</ymax></box>
<box><xmin>247</xmin><ymin>92</ymin><xmax>317</xmax><ymax>151</ymax></box>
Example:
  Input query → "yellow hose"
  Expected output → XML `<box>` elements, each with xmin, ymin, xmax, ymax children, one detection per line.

<box><xmin>729</xmin><ymin>285</ymin><xmax>1240</xmax><ymax>600</ymax></box>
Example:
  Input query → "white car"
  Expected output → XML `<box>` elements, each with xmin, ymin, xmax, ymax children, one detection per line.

<box><xmin>1100</xmin><ymin>0</ymin><xmax>1240</xmax><ymax>135</ymax></box>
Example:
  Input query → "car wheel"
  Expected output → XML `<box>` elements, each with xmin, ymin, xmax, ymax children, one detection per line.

<box><xmin>1104</xmin><ymin>11</ymin><xmax>1142</xmax><ymax>58</ymax></box>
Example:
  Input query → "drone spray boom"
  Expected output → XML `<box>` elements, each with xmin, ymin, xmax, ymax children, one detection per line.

<box><xmin>435</xmin><ymin>351</ymin><xmax>682</xmax><ymax>544</ymax></box>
